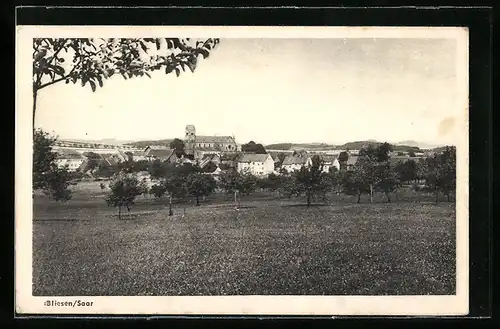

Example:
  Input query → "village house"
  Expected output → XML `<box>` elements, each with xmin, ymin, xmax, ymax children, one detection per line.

<box><xmin>236</xmin><ymin>154</ymin><xmax>275</xmax><ymax>177</ymax></box>
<box><xmin>144</xmin><ymin>146</ymin><xmax>178</xmax><ymax>163</ymax></box>
<box><xmin>306</xmin><ymin>154</ymin><xmax>340</xmax><ymax>173</ymax></box>
<box><xmin>281</xmin><ymin>155</ymin><xmax>308</xmax><ymax>173</ymax></box>
<box><xmin>199</xmin><ymin>154</ymin><xmax>221</xmax><ymax>169</ymax></box>
<box><xmin>219</xmin><ymin>153</ymin><xmax>240</xmax><ymax>169</ymax></box>
<box><xmin>122</xmin><ymin>150</ymin><xmax>147</xmax><ymax>162</ymax></box>
<box><xmin>54</xmin><ymin>150</ymin><xmax>86</xmax><ymax>172</ymax></box>
<box><xmin>338</xmin><ymin>155</ymin><xmax>359</xmax><ymax>171</ymax></box>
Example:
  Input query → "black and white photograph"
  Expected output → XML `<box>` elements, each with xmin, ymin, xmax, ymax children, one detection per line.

<box><xmin>15</xmin><ymin>26</ymin><xmax>469</xmax><ymax>315</ymax></box>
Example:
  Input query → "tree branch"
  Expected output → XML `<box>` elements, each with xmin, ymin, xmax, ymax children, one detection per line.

<box><xmin>37</xmin><ymin>57</ymin><xmax>82</xmax><ymax>91</ymax></box>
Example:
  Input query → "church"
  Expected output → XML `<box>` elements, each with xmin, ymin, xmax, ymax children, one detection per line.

<box><xmin>184</xmin><ymin>124</ymin><xmax>241</xmax><ymax>160</ymax></box>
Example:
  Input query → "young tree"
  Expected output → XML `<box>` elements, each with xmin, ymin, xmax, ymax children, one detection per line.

<box><xmin>169</xmin><ymin>138</ymin><xmax>185</xmax><ymax>158</ymax></box>
<box><xmin>105</xmin><ymin>173</ymin><xmax>145</xmax><ymax>220</ymax></box>
<box><xmin>184</xmin><ymin>172</ymin><xmax>217</xmax><ymax>206</ymax></box>
<box><xmin>32</xmin><ymin>38</ymin><xmax>220</xmax><ymax>123</ymax></box>
<box><xmin>33</xmin><ymin>129</ymin><xmax>73</xmax><ymax>201</ymax></box>
<box><xmin>284</xmin><ymin>155</ymin><xmax>331</xmax><ymax>208</ymax></box>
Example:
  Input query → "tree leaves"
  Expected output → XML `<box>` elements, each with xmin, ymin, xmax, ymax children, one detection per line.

<box><xmin>33</xmin><ymin>37</ymin><xmax>221</xmax><ymax>99</ymax></box>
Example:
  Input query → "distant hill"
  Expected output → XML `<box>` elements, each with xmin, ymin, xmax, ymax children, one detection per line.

<box><xmin>125</xmin><ymin>139</ymin><xmax>174</xmax><ymax>149</ymax></box>
<box><xmin>265</xmin><ymin>143</ymin><xmax>335</xmax><ymax>150</ymax></box>
<box><xmin>121</xmin><ymin>138</ymin><xmax>451</xmax><ymax>153</ymax></box>
<box><xmin>61</xmin><ymin>138</ymin><xmax>135</xmax><ymax>145</ymax></box>
<box><xmin>266</xmin><ymin>140</ymin><xmax>427</xmax><ymax>153</ymax></box>
<box><xmin>395</xmin><ymin>140</ymin><xmax>447</xmax><ymax>150</ymax></box>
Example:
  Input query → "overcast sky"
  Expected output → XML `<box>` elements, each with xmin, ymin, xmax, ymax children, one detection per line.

<box><xmin>35</xmin><ymin>38</ymin><xmax>460</xmax><ymax>146</ymax></box>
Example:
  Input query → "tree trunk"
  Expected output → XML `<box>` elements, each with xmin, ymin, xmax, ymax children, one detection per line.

<box><xmin>168</xmin><ymin>195</ymin><xmax>173</xmax><ymax>216</ymax></box>
<box><xmin>356</xmin><ymin>189</ymin><xmax>361</xmax><ymax>203</ymax></box>
<box><xmin>385</xmin><ymin>191</ymin><xmax>391</xmax><ymax>203</ymax></box>
<box><xmin>118</xmin><ymin>206</ymin><xmax>121</xmax><ymax>220</ymax></box>
<box><xmin>33</xmin><ymin>87</ymin><xmax>38</xmax><ymax>128</ymax></box>
<box><xmin>196</xmin><ymin>196</ymin><xmax>200</xmax><ymax>206</ymax></box>
<box><xmin>446</xmin><ymin>191</ymin><xmax>450</xmax><ymax>202</ymax></box>
<box><xmin>369</xmin><ymin>185</ymin><xmax>373</xmax><ymax>203</ymax></box>
<box><xmin>306</xmin><ymin>191</ymin><xmax>311</xmax><ymax>208</ymax></box>
<box><xmin>234</xmin><ymin>190</ymin><xmax>238</xmax><ymax>209</ymax></box>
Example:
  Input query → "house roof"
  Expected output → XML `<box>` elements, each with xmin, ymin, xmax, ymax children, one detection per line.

<box><xmin>282</xmin><ymin>155</ymin><xmax>308</xmax><ymax>166</ymax></box>
<box><xmin>346</xmin><ymin>156</ymin><xmax>359</xmax><ymax>165</ymax></box>
<box><xmin>55</xmin><ymin>149</ymin><xmax>85</xmax><ymax>160</ymax></box>
<box><xmin>145</xmin><ymin>145</ymin><xmax>169</xmax><ymax>151</ymax></box>
<box><xmin>237</xmin><ymin>153</ymin><xmax>271</xmax><ymax>163</ymax></box>
<box><xmin>201</xmin><ymin>154</ymin><xmax>220</xmax><ymax>161</ymax></box>
<box><xmin>313</xmin><ymin>154</ymin><xmax>338</xmax><ymax>164</ymax></box>
<box><xmin>388</xmin><ymin>156</ymin><xmax>412</xmax><ymax>165</ymax></box>
<box><xmin>144</xmin><ymin>148</ymin><xmax>175</xmax><ymax>159</ymax></box>
<box><xmin>196</xmin><ymin>136</ymin><xmax>235</xmax><ymax>143</ymax></box>
<box><xmin>129</xmin><ymin>150</ymin><xmax>146</xmax><ymax>156</ymax></box>
<box><xmin>220</xmin><ymin>153</ymin><xmax>240</xmax><ymax>161</ymax></box>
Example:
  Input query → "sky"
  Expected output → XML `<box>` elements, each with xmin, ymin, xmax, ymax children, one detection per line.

<box><xmin>35</xmin><ymin>37</ymin><xmax>462</xmax><ymax>146</ymax></box>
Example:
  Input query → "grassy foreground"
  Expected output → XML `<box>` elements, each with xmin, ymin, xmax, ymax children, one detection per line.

<box><xmin>32</xmin><ymin>185</ymin><xmax>456</xmax><ymax>296</ymax></box>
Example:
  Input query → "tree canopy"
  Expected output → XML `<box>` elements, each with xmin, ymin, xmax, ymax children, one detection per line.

<box><xmin>241</xmin><ymin>141</ymin><xmax>267</xmax><ymax>154</ymax></box>
<box><xmin>32</xmin><ymin>38</ymin><xmax>220</xmax><ymax>122</ymax></box>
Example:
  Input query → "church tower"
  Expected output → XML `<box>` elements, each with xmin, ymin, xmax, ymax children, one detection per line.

<box><xmin>185</xmin><ymin>124</ymin><xmax>196</xmax><ymax>156</ymax></box>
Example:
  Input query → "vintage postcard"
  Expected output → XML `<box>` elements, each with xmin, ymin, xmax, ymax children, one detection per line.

<box><xmin>16</xmin><ymin>25</ymin><xmax>469</xmax><ymax>316</ymax></box>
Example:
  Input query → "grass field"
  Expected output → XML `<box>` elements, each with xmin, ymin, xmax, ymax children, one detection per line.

<box><xmin>32</xmin><ymin>181</ymin><xmax>456</xmax><ymax>296</ymax></box>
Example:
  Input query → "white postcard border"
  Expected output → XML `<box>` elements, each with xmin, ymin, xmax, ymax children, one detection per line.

<box><xmin>15</xmin><ymin>25</ymin><xmax>469</xmax><ymax>316</ymax></box>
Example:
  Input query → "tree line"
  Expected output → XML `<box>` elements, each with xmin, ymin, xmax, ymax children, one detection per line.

<box><xmin>34</xmin><ymin>130</ymin><xmax>456</xmax><ymax>219</ymax></box>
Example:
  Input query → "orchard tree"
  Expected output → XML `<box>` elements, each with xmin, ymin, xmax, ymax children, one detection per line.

<box><xmin>150</xmin><ymin>183</ymin><xmax>167</xmax><ymax>199</ymax></box>
<box><xmin>105</xmin><ymin>173</ymin><xmax>146</xmax><ymax>220</ymax></box>
<box><xmin>32</xmin><ymin>38</ymin><xmax>220</xmax><ymax>123</ymax></box>
<box><xmin>84</xmin><ymin>151</ymin><xmax>101</xmax><ymax>174</ymax></box>
<box><xmin>184</xmin><ymin>172</ymin><xmax>217</xmax><ymax>206</ymax></box>
<box><xmin>339</xmin><ymin>169</ymin><xmax>367</xmax><ymax>204</ymax></box>
<box><xmin>284</xmin><ymin>155</ymin><xmax>331</xmax><ymax>208</ymax></box>
<box><xmin>218</xmin><ymin>169</ymin><xmax>257</xmax><ymax>208</ymax></box>
<box><xmin>33</xmin><ymin>128</ymin><xmax>72</xmax><ymax>201</ymax></box>
<box><xmin>374</xmin><ymin>165</ymin><xmax>400</xmax><ymax>203</ymax></box>
<box><xmin>422</xmin><ymin>146</ymin><xmax>456</xmax><ymax>204</ymax></box>
<box><xmin>354</xmin><ymin>142</ymin><xmax>397</xmax><ymax>203</ymax></box>
<box><xmin>394</xmin><ymin>159</ymin><xmax>417</xmax><ymax>185</ymax></box>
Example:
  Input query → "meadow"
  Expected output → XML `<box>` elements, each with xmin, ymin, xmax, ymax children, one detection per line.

<box><xmin>32</xmin><ymin>181</ymin><xmax>456</xmax><ymax>296</ymax></box>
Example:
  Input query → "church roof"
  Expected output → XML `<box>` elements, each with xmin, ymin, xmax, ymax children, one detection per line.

<box><xmin>196</xmin><ymin>136</ymin><xmax>235</xmax><ymax>143</ymax></box>
<box><xmin>144</xmin><ymin>148</ymin><xmax>175</xmax><ymax>159</ymax></box>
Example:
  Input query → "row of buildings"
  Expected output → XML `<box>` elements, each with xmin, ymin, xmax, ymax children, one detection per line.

<box><xmin>52</xmin><ymin>124</ymin><xmax>424</xmax><ymax>177</ymax></box>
